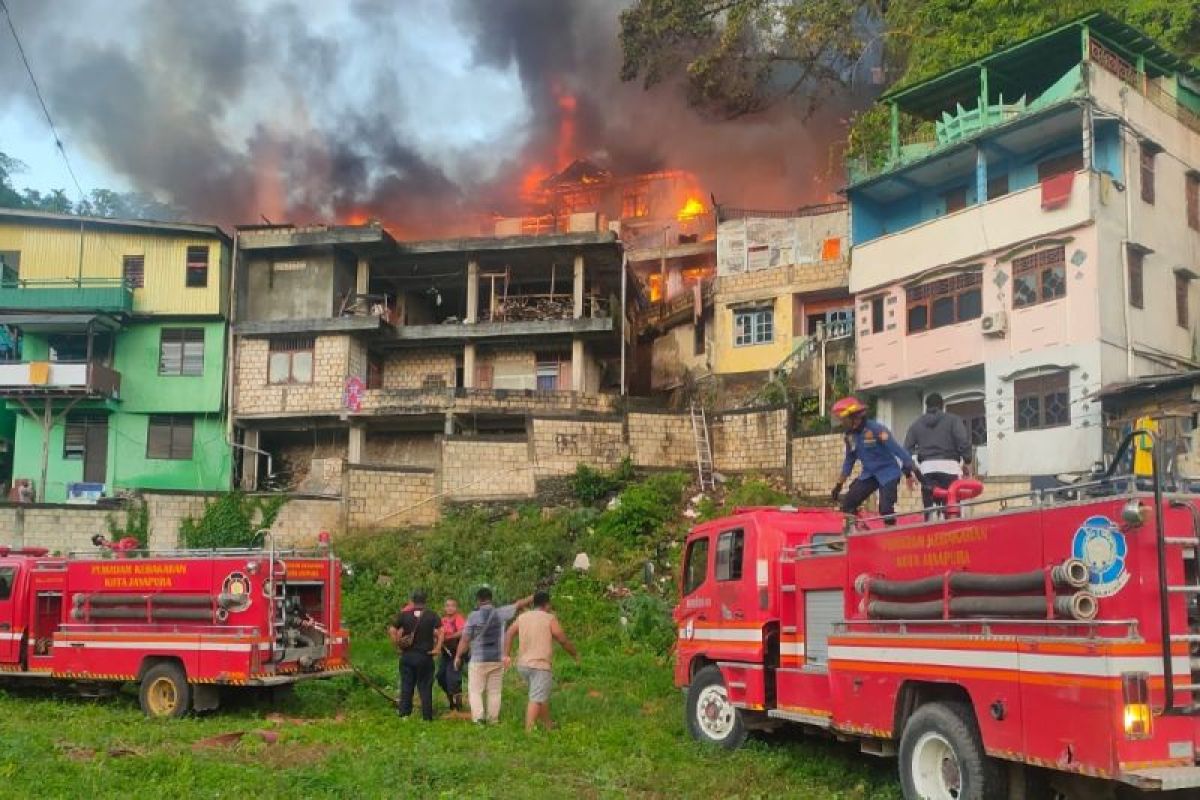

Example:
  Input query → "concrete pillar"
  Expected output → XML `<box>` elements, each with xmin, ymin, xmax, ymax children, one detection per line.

<box><xmin>356</xmin><ymin>256</ymin><xmax>369</xmax><ymax>295</ymax></box>
<box><xmin>466</xmin><ymin>259</ymin><xmax>479</xmax><ymax>324</ymax></box>
<box><xmin>571</xmin><ymin>338</ymin><xmax>586</xmax><ymax>392</ymax></box>
<box><xmin>573</xmin><ymin>253</ymin><xmax>585</xmax><ymax>319</ymax></box>
<box><xmin>463</xmin><ymin>343</ymin><xmax>476</xmax><ymax>389</ymax></box>
<box><xmin>241</xmin><ymin>428</ymin><xmax>260</xmax><ymax>490</ymax></box>
<box><xmin>348</xmin><ymin>424</ymin><xmax>366</xmax><ymax>465</ymax></box>
<box><xmin>444</xmin><ymin>412</ymin><xmax>455</xmax><ymax>436</ymax></box>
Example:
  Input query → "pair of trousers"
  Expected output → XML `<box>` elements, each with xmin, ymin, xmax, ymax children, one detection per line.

<box><xmin>398</xmin><ymin>651</ymin><xmax>435</xmax><ymax>721</ymax></box>
<box><xmin>921</xmin><ymin>472</ymin><xmax>957</xmax><ymax>518</ymax></box>
<box><xmin>840</xmin><ymin>475</ymin><xmax>900</xmax><ymax>524</ymax></box>
<box><xmin>468</xmin><ymin>661</ymin><xmax>505</xmax><ymax>722</ymax></box>
<box><xmin>436</xmin><ymin>652</ymin><xmax>462</xmax><ymax>703</ymax></box>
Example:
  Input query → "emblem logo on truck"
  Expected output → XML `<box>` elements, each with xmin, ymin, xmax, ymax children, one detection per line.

<box><xmin>221</xmin><ymin>571</ymin><xmax>253</xmax><ymax>612</ymax></box>
<box><xmin>1071</xmin><ymin>516</ymin><xmax>1129</xmax><ymax>597</ymax></box>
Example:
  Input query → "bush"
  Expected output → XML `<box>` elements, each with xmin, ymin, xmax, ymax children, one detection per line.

<box><xmin>591</xmin><ymin>472</ymin><xmax>688</xmax><ymax>550</ymax></box>
<box><xmin>696</xmin><ymin>476</ymin><xmax>791</xmax><ymax>521</ymax></box>
<box><xmin>179</xmin><ymin>492</ymin><xmax>288</xmax><ymax>549</ymax></box>
<box><xmin>570</xmin><ymin>457</ymin><xmax>636</xmax><ymax>505</ymax></box>
<box><xmin>107</xmin><ymin>496</ymin><xmax>150</xmax><ymax>548</ymax></box>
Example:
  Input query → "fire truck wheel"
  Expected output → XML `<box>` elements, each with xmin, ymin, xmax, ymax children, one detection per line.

<box><xmin>139</xmin><ymin>663</ymin><xmax>192</xmax><ymax>719</ymax></box>
<box><xmin>899</xmin><ymin>702</ymin><xmax>1004</xmax><ymax>800</ymax></box>
<box><xmin>685</xmin><ymin>666</ymin><xmax>747</xmax><ymax>750</ymax></box>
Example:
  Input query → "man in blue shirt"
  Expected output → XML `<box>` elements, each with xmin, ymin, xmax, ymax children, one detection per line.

<box><xmin>829</xmin><ymin>396</ymin><xmax>922</xmax><ymax>525</ymax></box>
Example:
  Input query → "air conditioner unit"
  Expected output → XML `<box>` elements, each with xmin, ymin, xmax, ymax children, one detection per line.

<box><xmin>981</xmin><ymin>311</ymin><xmax>1008</xmax><ymax>337</ymax></box>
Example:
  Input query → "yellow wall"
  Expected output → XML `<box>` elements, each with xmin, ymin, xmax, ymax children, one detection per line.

<box><xmin>713</xmin><ymin>294</ymin><xmax>796</xmax><ymax>375</ymax></box>
<box><xmin>0</xmin><ymin>219</ymin><xmax>229</xmax><ymax>316</ymax></box>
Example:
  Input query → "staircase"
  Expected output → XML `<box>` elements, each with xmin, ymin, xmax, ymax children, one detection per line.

<box><xmin>690</xmin><ymin>402</ymin><xmax>715</xmax><ymax>492</ymax></box>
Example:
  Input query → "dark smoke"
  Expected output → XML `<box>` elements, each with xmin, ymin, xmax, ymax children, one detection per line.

<box><xmin>0</xmin><ymin>0</ymin><xmax>861</xmax><ymax>233</ymax></box>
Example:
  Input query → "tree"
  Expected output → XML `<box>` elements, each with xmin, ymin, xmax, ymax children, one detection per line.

<box><xmin>0</xmin><ymin>150</ymin><xmax>181</xmax><ymax>221</ymax></box>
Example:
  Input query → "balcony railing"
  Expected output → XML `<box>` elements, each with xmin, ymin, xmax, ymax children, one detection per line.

<box><xmin>0</xmin><ymin>360</ymin><xmax>121</xmax><ymax>398</ymax></box>
<box><xmin>357</xmin><ymin>386</ymin><xmax>618</xmax><ymax>415</ymax></box>
<box><xmin>0</xmin><ymin>277</ymin><xmax>134</xmax><ymax>314</ymax></box>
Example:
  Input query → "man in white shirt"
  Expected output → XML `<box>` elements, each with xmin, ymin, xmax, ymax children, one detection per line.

<box><xmin>903</xmin><ymin>393</ymin><xmax>973</xmax><ymax>518</ymax></box>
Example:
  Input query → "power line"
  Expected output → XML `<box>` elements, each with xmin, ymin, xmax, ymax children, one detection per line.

<box><xmin>0</xmin><ymin>0</ymin><xmax>86</xmax><ymax>202</ymax></box>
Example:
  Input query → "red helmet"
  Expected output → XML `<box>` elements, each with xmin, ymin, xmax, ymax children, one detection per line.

<box><xmin>831</xmin><ymin>396</ymin><xmax>867</xmax><ymax>419</ymax></box>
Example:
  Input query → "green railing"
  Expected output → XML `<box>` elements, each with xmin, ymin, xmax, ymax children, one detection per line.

<box><xmin>0</xmin><ymin>277</ymin><xmax>134</xmax><ymax>313</ymax></box>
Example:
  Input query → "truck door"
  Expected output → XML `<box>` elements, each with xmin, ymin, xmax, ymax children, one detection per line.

<box><xmin>0</xmin><ymin>560</ymin><xmax>20</xmax><ymax>664</ymax></box>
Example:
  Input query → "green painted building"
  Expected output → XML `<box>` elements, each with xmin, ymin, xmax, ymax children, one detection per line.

<box><xmin>0</xmin><ymin>209</ymin><xmax>233</xmax><ymax>502</ymax></box>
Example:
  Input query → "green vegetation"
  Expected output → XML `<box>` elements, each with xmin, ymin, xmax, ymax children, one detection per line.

<box><xmin>179</xmin><ymin>492</ymin><xmax>288</xmax><ymax>550</ymax></box>
<box><xmin>105</xmin><ymin>496</ymin><xmax>151</xmax><ymax>549</ymax></box>
<box><xmin>0</xmin><ymin>472</ymin><xmax>904</xmax><ymax>798</ymax></box>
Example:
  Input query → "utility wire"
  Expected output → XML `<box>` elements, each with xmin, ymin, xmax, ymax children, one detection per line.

<box><xmin>1</xmin><ymin>0</ymin><xmax>86</xmax><ymax>202</ymax></box>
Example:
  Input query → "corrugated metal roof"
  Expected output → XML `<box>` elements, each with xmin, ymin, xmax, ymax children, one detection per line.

<box><xmin>0</xmin><ymin>208</ymin><xmax>229</xmax><ymax>242</ymax></box>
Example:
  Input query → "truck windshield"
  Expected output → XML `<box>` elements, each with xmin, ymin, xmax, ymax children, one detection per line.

<box><xmin>0</xmin><ymin>566</ymin><xmax>14</xmax><ymax>600</ymax></box>
<box><xmin>683</xmin><ymin>538</ymin><xmax>710</xmax><ymax>595</ymax></box>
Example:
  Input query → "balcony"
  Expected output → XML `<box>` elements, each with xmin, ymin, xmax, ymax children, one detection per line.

<box><xmin>0</xmin><ymin>360</ymin><xmax>121</xmax><ymax>398</ymax></box>
<box><xmin>0</xmin><ymin>278</ymin><xmax>134</xmax><ymax>314</ymax></box>
<box><xmin>357</xmin><ymin>386</ymin><xmax>619</xmax><ymax>416</ymax></box>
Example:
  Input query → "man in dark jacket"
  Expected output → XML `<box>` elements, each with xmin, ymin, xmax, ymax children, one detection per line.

<box><xmin>903</xmin><ymin>393</ymin><xmax>973</xmax><ymax>517</ymax></box>
<box><xmin>388</xmin><ymin>590</ymin><xmax>442</xmax><ymax>721</ymax></box>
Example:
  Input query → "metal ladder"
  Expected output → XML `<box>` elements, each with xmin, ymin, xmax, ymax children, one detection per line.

<box><xmin>690</xmin><ymin>402</ymin><xmax>715</xmax><ymax>491</ymax></box>
<box><xmin>1165</xmin><ymin>499</ymin><xmax>1200</xmax><ymax>702</ymax></box>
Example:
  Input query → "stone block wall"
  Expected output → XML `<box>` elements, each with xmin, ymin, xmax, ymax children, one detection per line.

<box><xmin>712</xmin><ymin>407</ymin><xmax>789</xmax><ymax>474</ymax></box>
<box><xmin>531</xmin><ymin>416</ymin><xmax>627</xmax><ymax>477</ymax></box>
<box><xmin>382</xmin><ymin>350</ymin><xmax>458</xmax><ymax>390</ymax></box>
<box><xmin>627</xmin><ymin>411</ymin><xmax>695</xmax><ymax>469</ymax></box>
<box><xmin>142</xmin><ymin>491</ymin><xmax>215</xmax><ymax>547</ymax></box>
<box><xmin>235</xmin><ymin>334</ymin><xmax>353</xmax><ymax>416</ymax></box>
<box><xmin>345</xmin><ymin>466</ymin><xmax>440</xmax><ymax>528</ymax></box>
<box><xmin>270</xmin><ymin>497</ymin><xmax>345</xmax><ymax>544</ymax></box>
<box><xmin>716</xmin><ymin>260</ymin><xmax>849</xmax><ymax>300</ymax></box>
<box><xmin>0</xmin><ymin>505</ymin><xmax>121</xmax><ymax>554</ymax></box>
<box><xmin>792</xmin><ymin>434</ymin><xmax>848</xmax><ymax>496</ymax></box>
<box><xmin>442</xmin><ymin>437</ymin><xmax>536</xmax><ymax>499</ymax></box>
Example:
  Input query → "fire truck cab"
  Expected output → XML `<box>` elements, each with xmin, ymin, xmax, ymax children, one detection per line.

<box><xmin>676</xmin><ymin>435</ymin><xmax>1200</xmax><ymax>798</ymax></box>
<box><xmin>0</xmin><ymin>540</ymin><xmax>350</xmax><ymax>718</ymax></box>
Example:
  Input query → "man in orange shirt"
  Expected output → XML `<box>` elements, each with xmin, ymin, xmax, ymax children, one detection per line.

<box><xmin>503</xmin><ymin>589</ymin><xmax>579</xmax><ymax>732</ymax></box>
<box><xmin>436</xmin><ymin>597</ymin><xmax>466</xmax><ymax>711</ymax></box>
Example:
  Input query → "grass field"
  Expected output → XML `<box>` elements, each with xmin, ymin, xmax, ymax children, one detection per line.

<box><xmin>0</xmin><ymin>637</ymin><xmax>902</xmax><ymax>799</ymax></box>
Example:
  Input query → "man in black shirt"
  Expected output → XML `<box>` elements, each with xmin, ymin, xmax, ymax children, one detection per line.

<box><xmin>388</xmin><ymin>590</ymin><xmax>442</xmax><ymax>721</ymax></box>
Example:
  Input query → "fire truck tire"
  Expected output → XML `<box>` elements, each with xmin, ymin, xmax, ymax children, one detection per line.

<box><xmin>685</xmin><ymin>666</ymin><xmax>747</xmax><ymax>750</ymax></box>
<box><xmin>899</xmin><ymin>702</ymin><xmax>1005</xmax><ymax>800</ymax></box>
<box><xmin>139</xmin><ymin>663</ymin><xmax>192</xmax><ymax>719</ymax></box>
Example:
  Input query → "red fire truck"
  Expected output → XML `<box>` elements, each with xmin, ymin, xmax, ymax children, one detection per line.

<box><xmin>0</xmin><ymin>534</ymin><xmax>350</xmax><ymax>717</ymax></box>
<box><xmin>675</xmin><ymin>433</ymin><xmax>1200</xmax><ymax>798</ymax></box>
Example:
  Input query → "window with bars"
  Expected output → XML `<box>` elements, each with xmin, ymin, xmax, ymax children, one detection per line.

<box><xmin>1014</xmin><ymin>371</ymin><xmax>1070</xmax><ymax>432</ymax></box>
<box><xmin>147</xmin><ymin>415</ymin><xmax>194</xmax><ymax>460</ymax></box>
<box><xmin>63</xmin><ymin>413</ymin><xmax>106</xmax><ymax>460</ymax></box>
<box><xmin>621</xmin><ymin>188</ymin><xmax>648</xmax><ymax>219</ymax></box>
<box><xmin>1188</xmin><ymin>172</ymin><xmax>1199</xmax><ymax>231</ymax></box>
<box><xmin>946</xmin><ymin>399</ymin><xmax>987</xmax><ymax>447</ymax></box>
<box><xmin>1140</xmin><ymin>142</ymin><xmax>1158</xmax><ymax>205</ymax></box>
<box><xmin>1128</xmin><ymin>247</ymin><xmax>1144</xmax><ymax>309</ymax></box>
<box><xmin>123</xmin><ymin>255</ymin><xmax>145</xmax><ymax>289</ymax></box>
<box><xmin>159</xmin><ymin>328</ymin><xmax>205</xmax><ymax>376</ymax></box>
<box><xmin>268</xmin><ymin>336</ymin><xmax>315</xmax><ymax>384</ymax></box>
<box><xmin>1012</xmin><ymin>247</ymin><xmax>1066</xmax><ymax>309</ymax></box>
<box><xmin>1176</xmin><ymin>272</ymin><xmax>1191</xmax><ymax>329</ymax></box>
<box><xmin>734</xmin><ymin>307</ymin><xmax>773</xmax><ymax>346</ymax></box>
<box><xmin>185</xmin><ymin>245</ymin><xmax>209</xmax><ymax>288</ymax></box>
<box><xmin>906</xmin><ymin>273</ymin><xmax>982</xmax><ymax>334</ymax></box>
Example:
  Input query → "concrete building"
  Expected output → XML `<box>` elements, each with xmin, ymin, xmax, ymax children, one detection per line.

<box><xmin>231</xmin><ymin>224</ymin><xmax>626</xmax><ymax>491</ymax></box>
<box><xmin>847</xmin><ymin>12</ymin><xmax>1200</xmax><ymax>478</ymax></box>
<box><xmin>712</xmin><ymin>202</ymin><xmax>853</xmax><ymax>408</ymax></box>
<box><xmin>0</xmin><ymin>209</ymin><xmax>232</xmax><ymax>501</ymax></box>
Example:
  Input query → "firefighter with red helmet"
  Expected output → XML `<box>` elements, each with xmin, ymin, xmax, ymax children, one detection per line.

<box><xmin>830</xmin><ymin>396</ymin><xmax>922</xmax><ymax>525</ymax></box>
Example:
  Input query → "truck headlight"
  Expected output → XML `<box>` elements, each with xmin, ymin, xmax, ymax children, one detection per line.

<box><xmin>1122</xmin><ymin>672</ymin><xmax>1152</xmax><ymax>739</ymax></box>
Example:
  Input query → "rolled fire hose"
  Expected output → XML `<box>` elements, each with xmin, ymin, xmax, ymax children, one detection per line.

<box><xmin>864</xmin><ymin>591</ymin><xmax>1098</xmax><ymax>621</ymax></box>
<box><xmin>75</xmin><ymin>593</ymin><xmax>243</xmax><ymax>609</ymax></box>
<box><xmin>855</xmin><ymin>558</ymin><xmax>1090</xmax><ymax>598</ymax></box>
<box><xmin>72</xmin><ymin>606</ymin><xmax>218</xmax><ymax>621</ymax></box>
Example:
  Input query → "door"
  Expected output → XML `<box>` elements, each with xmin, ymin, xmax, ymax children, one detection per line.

<box><xmin>0</xmin><ymin>562</ymin><xmax>20</xmax><ymax>663</ymax></box>
<box><xmin>83</xmin><ymin>417</ymin><xmax>108</xmax><ymax>484</ymax></box>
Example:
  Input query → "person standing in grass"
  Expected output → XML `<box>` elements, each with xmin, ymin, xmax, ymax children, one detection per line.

<box><xmin>388</xmin><ymin>590</ymin><xmax>442</xmax><ymax>721</ymax></box>
<box><xmin>436</xmin><ymin>597</ymin><xmax>466</xmax><ymax>711</ymax></box>
<box><xmin>454</xmin><ymin>587</ymin><xmax>533</xmax><ymax>724</ymax></box>
<box><xmin>503</xmin><ymin>589</ymin><xmax>579</xmax><ymax>732</ymax></box>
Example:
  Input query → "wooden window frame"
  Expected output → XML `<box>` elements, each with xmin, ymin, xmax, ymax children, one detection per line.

<box><xmin>268</xmin><ymin>336</ymin><xmax>315</xmax><ymax>385</ymax></box>
<box><xmin>1127</xmin><ymin>247</ymin><xmax>1144</xmax><ymax>309</ymax></box>
<box><xmin>945</xmin><ymin>398</ymin><xmax>987</xmax><ymax>446</ymax></box>
<box><xmin>146</xmin><ymin>414</ymin><xmax>194</xmax><ymax>460</ymax></box>
<box><xmin>1187</xmin><ymin>172</ymin><xmax>1199</xmax><ymax>232</ymax></box>
<box><xmin>63</xmin><ymin>412</ymin><xmax>106</xmax><ymax>461</ymax></box>
<box><xmin>1011</xmin><ymin>246</ymin><xmax>1067</xmax><ymax>309</ymax></box>
<box><xmin>906</xmin><ymin>273</ymin><xmax>982</xmax><ymax>334</ymax></box>
<box><xmin>1139</xmin><ymin>141</ymin><xmax>1158</xmax><ymax>205</ymax></box>
<box><xmin>870</xmin><ymin>296</ymin><xmax>885</xmax><ymax>334</ymax></box>
<box><xmin>159</xmin><ymin>328</ymin><xmax>205</xmax><ymax>376</ymax></box>
<box><xmin>122</xmin><ymin>255</ymin><xmax>145</xmax><ymax>289</ymax></box>
<box><xmin>1176</xmin><ymin>271</ymin><xmax>1191</xmax><ymax>329</ymax></box>
<box><xmin>1014</xmin><ymin>371</ymin><xmax>1071</xmax><ymax>432</ymax></box>
<box><xmin>185</xmin><ymin>245</ymin><xmax>209</xmax><ymax>288</ymax></box>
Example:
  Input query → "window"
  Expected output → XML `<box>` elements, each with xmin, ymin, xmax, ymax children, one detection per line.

<box><xmin>1127</xmin><ymin>247</ymin><xmax>1144</xmax><ymax>309</ymax></box>
<box><xmin>693</xmin><ymin>315</ymin><xmax>706</xmax><ymax>356</ymax></box>
<box><xmin>1139</xmin><ymin>142</ymin><xmax>1158</xmax><ymax>204</ymax></box>
<box><xmin>268</xmin><ymin>336</ymin><xmax>315</xmax><ymax>384</ymax></box>
<box><xmin>621</xmin><ymin>188</ymin><xmax>648</xmax><ymax>219</ymax></box>
<box><xmin>906</xmin><ymin>273</ymin><xmax>982</xmax><ymax>333</ymax></box>
<box><xmin>0</xmin><ymin>566</ymin><xmax>13</xmax><ymax>600</ymax></box>
<box><xmin>715</xmin><ymin>530</ymin><xmax>744</xmax><ymax>582</ymax></box>
<box><xmin>366</xmin><ymin>353</ymin><xmax>383</xmax><ymax>390</ymax></box>
<box><xmin>683</xmin><ymin>537</ymin><xmax>710</xmax><ymax>595</ymax></box>
<box><xmin>870</xmin><ymin>296</ymin><xmax>885</xmax><ymax>334</ymax></box>
<box><xmin>943</xmin><ymin>186</ymin><xmax>968</xmax><ymax>214</ymax></box>
<box><xmin>147</xmin><ymin>415</ymin><xmax>194</xmax><ymax>460</ymax></box>
<box><xmin>1037</xmin><ymin>151</ymin><xmax>1083</xmax><ymax>182</ymax></box>
<box><xmin>185</xmin><ymin>245</ymin><xmax>209</xmax><ymax>288</ymax></box>
<box><xmin>1187</xmin><ymin>172</ymin><xmax>1199</xmax><ymax>231</ymax></box>
<box><xmin>1176</xmin><ymin>271</ymin><xmax>1191</xmax><ymax>329</ymax></box>
<box><xmin>159</xmin><ymin>328</ymin><xmax>204</xmax><ymax>376</ymax></box>
<box><xmin>987</xmin><ymin>174</ymin><xmax>1009</xmax><ymax>200</ymax></box>
<box><xmin>946</xmin><ymin>399</ymin><xmax>987</xmax><ymax>446</ymax></box>
<box><xmin>123</xmin><ymin>255</ymin><xmax>145</xmax><ymax>289</ymax></box>
<box><xmin>0</xmin><ymin>250</ymin><xmax>19</xmax><ymax>283</ymax></box>
<box><xmin>1014</xmin><ymin>371</ymin><xmax>1071</xmax><ymax>432</ymax></box>
<box><xmin>734</xmin><ymin>307</ymin><xmax>774</xmax><ymax>346</ymax></box>
<box><xmin>1012</xmin><ymin>246</ymin><xmax>1066</xmax><ymax>308</ymax></box>
<box><xmin>63</xmin><ymin>412</ymin><xmax>106</xmax><ymax>460</ymax></box>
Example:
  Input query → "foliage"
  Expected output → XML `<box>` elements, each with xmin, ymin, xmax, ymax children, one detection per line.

<box><xmin>569</xmin><ymin>456</ymin><xmax>636</xmax><ymax>505</ymax></box>
<box><xmin>106</xmin><ymin>496</ymin><xmax>151</xmax><ymax>549</ymax></box>
<box><xmin>178</xmin><ymin>492</ymin><xmax>288</xmax><ymax>550</ymax></box>
<box><xmin>0</xmin><ymin>150</ymin><xmax>182</xmax><ymax>220</ymax></box>
<box><xmin>696</xmin><ymin>475</ymin><xmax>791</xmax><ymax>521</ymax></box>
<box><xmin>591</xmin><ymin>472</ymin><xmax>690</xmax><ymax>554</ymax></box>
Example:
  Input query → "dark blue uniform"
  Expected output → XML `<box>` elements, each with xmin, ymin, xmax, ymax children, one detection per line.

<box><xmin>839</xmin><ymin>420</ymin><xmax>914</xmax><ymax>524</ymax></box>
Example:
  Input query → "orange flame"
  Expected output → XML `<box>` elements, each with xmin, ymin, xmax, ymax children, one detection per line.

<box><xmin>677</xmin><ymin>196</ymin><xmax>706</xmax><ymax>221</ymax></box>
